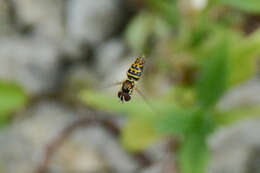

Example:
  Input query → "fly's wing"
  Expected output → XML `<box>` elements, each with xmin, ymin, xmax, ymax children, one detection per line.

<box><xmin>98</xmin><ymin>81</ymin><xmax>123</xmax><ymax>102</ymax></box>
<box><xmin>99</xmin><ymin>81</ymin><xmax>122</xmax><ymax>89</ymax></box>
<box><xmin>135</xmin><ymin>87</ymin><xmax>158</xmax><ymax>113</ymax></box>
<box><xmin>143</xmin><ymin>55</ymin><xmax>157</xmax><ymax>75</ymax></box>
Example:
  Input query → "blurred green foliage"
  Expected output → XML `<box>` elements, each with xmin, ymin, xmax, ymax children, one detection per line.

<box><xmin>196</xmin><ymin>39</ymin><xmax>228</xmax><ymax>108</ymax></box>
<box><xmin>0</xmin><ymin>80</ymin><xmax>28</xmax><ymax>126</ymax></box>
<box><xmin>81</xmin><ymin>0</ymin><xmax>260</xmax><ymax>173</ymax></box>
<box><xmin>218</xmin><ymin>0</ymin><xmax>260</xmax><ymax>13</ymax></box>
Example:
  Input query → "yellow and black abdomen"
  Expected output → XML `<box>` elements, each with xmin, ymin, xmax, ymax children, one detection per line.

<box><xmin>127</xmin><ymin>64</ymin><xmax>143</xmax><ymax>81</ymax></box>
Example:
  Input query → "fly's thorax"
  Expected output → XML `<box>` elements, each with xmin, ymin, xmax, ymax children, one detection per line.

<box><xmin>122</xmin><ymin>79</ymin><xmax>135</xmax><ymax>94</ymax></box>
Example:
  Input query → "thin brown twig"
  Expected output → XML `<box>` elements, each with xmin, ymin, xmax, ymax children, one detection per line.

<box><xmin>34</xmin><ymin>114</ymin><xmax>152</xmax><ymax>173</ymax></box>
<box><xmin>34</xmin><ymin>117</ymin><xmax>97</xmax><ymax>173</ymax></box>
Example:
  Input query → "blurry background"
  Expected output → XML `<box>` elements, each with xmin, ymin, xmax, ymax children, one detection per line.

<box><xmin>1</xmin><ymin>0</ymin><xmax>260</xmax><ymax>173</ymax></box>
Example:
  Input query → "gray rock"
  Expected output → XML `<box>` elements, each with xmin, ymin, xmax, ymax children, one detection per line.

<box><xmin>138</xmin><ymin>140</ymin><xmax>178</xmax><ymax>173</ymax></box>
<box><xmin>93</xmin><ymin>38</ymin><xmax>137</xmax><ymax>90</ymax></box>
<box><xmin>95</xmin><ymin>38</ymin><xmax>127</xmax><ymax>75</ymax></box>
<box><xmin>0</xmin><ymin>101</ymin><xmax>77</xmax><ymax>173</ymax></box>
<box><xmin>0</xmin><ymin>37</ymin><xmax>61</xmax><ymax>95</ymax></box>
<box><xmin>95</xmin><ymin>38</ymin><xmax>132</xmax><ymax>88</ymax></box>
<box><xmin>71</xmin><ymin>126</ymin><xmax>139</xmax><ymax>173</ymax></box>
<box><xmin>208</xmin><ymin>79</ymin><xmax>260</xmax><ymax>173</ymax></box>
<box><xmin>247</xmin><ymin>148</ymin><xmax>260</xmax><ymax>173</ymax></box>
<box><xmin>208</xmin><ymin>118</ymin><xmax>260</xmax><ymax>173</ymax></box>
<box><xmin>12</xmin><ymin>0</ymin><xmax>64</xmax><ymax>40</ymax></box>
<box><xmin>139</xmin><ymin>158</ymin><xmax>178</xmax><ymax>173</ymax></box>
<box><xmin>64</xmin><ymin>64</ymin><xmax>98</xmax><ymax>91</ymax></box>
<box><xmin>144</xmin><ymin>140</ymin><xmax>172</xmax><ymax>163</ymax></box>
<box><xmin>66</xmin><ymin>0</ymin><xmax>124</xmax><ymax>45</ymax></box>
<box><xmin>0</xmin><ymin>101</ymin><xmax>139</xmax><ymax>173</ymax></box>
<box><xmin>11</xmin><ymin>0</ymin><xmax>87</xmax><ymax>60</ymax></box>
<box><xmin>98</xmin><ymin>57</ymin><xmax>133</xmax><ymax>95</ymax></box>
<box><xmin>58</xmin><ymin>38</ymin><xmax>83</xmax><ymax>60</ymax></box>
<box><xmin>218</xmin><ymin>79</ymin><xmax>260</xmax><ymax>110</ymax></box>
<box><xmin>0</xmin><ymin>0</ymin><xmax>15</xmax><ymax>35</ymax></box>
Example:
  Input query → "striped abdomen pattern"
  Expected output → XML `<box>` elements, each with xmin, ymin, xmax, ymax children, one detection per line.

<box><xmin>127</xmin><ymin>57</ymin><xmax>145</xmax><ymax>81</ymax></box>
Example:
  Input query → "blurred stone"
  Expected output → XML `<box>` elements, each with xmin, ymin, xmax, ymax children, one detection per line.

<box><xmin>11</xmin><ymin>0</ymin><xmax>89</xmax><ymax>60</ymax></box>
<box><xmin>62</xmin><ymin>63</ymin><xmax>104</xmax><ymax>104</ymax></box>
<box><xmin>93</xmin><ymin>38</ymin><xmax>136</xmax><ymax>91</ymax></box>
<box><xmin>12</xmin><ymin>0</ymin><xmax>64</xmax><ymax>39</ymax></box>
<box><xmin>0</xmin><ymin>101</ymin><xmax>76</xmax><ymax>173</ymax></box>
<box><xmin>58</xmin><ymin>38</ymin><xmax>83</xmax><ymax>60</ymax></box>
<box><xmin>0</xmin><ymin>0</ymin><xmax>15</xmax><ymax>35</ymax></box>
<box><xmin>218</xmin><ymin>79</ymin><xmax>260</xmax><ymax>110</ymax></box>
<box><xmin>247</xmin><ymin>148</ymin><xmax>260</xmax><ymax>173</ymax></box>
<box><xmin>66</xmin><ymin>0</ymin><xmax>124</xmax><ymax>45</ymax></box>
<box><xmin>71</xmin><ymin>126</ymin><xmax>139</xmax><ymax>173</ymax></box>
<box><xmin>95</xmin><ymin>38</ymin><xmax>131</xmax><ymax>86</ymax></box>
<box><xmin>144</xmin><ymin>140</ymin><xmax>172</xmax><ymax>163</ymax></box>
<box><xmin>98</xmin><ymin>57</ymin><xmax>133</xmax><ymax>95</ymax></box>
<box><xmin>53</xmin><ymin>143</ymin><xmax>109</xmax><ymax>173</ymax></box>
<box><xmin>138</xmin><ymin>139</ymin><xmax>178</xmax><ymax>173</ymax></box>
<box><xmin>140</xmin><ymin>164</ymin><xmax>164</xmax><ymax>173</ymax></box>
<box><xmin>95</xmin><ymin>38</ymin><xmax>127</xmax><ymax>75</ymax></box>
<box><xmin>0</xmin><ymin>101</ymin><xmax>139</xmax><ymax>173</ymax></box>
<box><xmin>208</xmin><ymin>79</ymin><xmax>260</xmax><ymax>173</ymax></box>
<box><xmin>139</xmin><ymin>158</ymin><xmax>178</xmax><ymax>173</ymax></box>
<box><xmin>0</xmin><ymin>37</ymin><xmax>61</xmax><ymax>95</ymax></box>
<box><xmin>208</xmin><ymin>118</ymin><xmax>260</xmax><ymax>173</ymax></box>
<box><xmin>64</xmin><ymin>64</ymin><xmax>97</xmax><ymax>91</ymax></box>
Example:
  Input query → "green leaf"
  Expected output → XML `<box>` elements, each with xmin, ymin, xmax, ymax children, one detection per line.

<box><xmin>0</xmin><ymin>80</ymin><xmax>28</xmax><ymax>125</ymax></box>
<box><xmin>79</xmin><ymin>90</ymin><xmax>151</xmax><ymax>115</ymax></box>
<box><xmin>168</xmin><ymin>86</ymin><xmax>196</xmax><ymax>107</ymax></box>
<box><xmin>215</xmin><ymin>105</ymin><xmax>260</xmax><ymax>125</ymax></box>
<box><xmin>196</xmin><ymin>39</ymin><xmax>229</xmax><ymax>108</ymax></box>
<box><xmin>176</xmin><ymin>110</ymin><xmax>213</xmax><ymax>173</ymax></box>
<box><xmin>121</xmin><ymin>115</ymin><xmax>161</xmax><ymax>151</ymax></box>
<box><xmin>125</xmin><ymin>12</ymin><xmax>153</xmax><ymax>54</ymax></box>
<box><xmin>79</xmin><ymin>89</ymin><xmax>173</xmax><ymax>115</ymax></box>
<box><xmin>178</xmin><ymin>134</ymin><xmax>210</xmax><ymax>173</ymax></box>
<box><xmin>0</xmin><ymin>163</ymin><xmax>4</xmax><ymax>173</ymax></box>
<box><xmin>146</xmin><ymin>0</ymin><xmax>180</xmax><ymax>26</ymax></box>
<box><xmin>157</xmin><ymin>89</ymin><xmax>215</xmax><ymax>173</ymax></box>
<box><xmin>156</xmin><ymin>108</ymin><xmax>196</xmax><ymax>136</ymax></box>
<box><xmin>218</xmin><ymin>0</ymin><xmax>260</xmax><ymax>13</ymax></box>
<box><xmin>229</xmin><ymin>29</ymin><xmax>260</xmax><ymax>86</ymax></box>
<box><xmin>187</xmin><ymin>15</ymin><xmax>214</xmax><ymax>49</ymax></box>
<box><xmin>194</xmin><ymin>28</ymin><xmax>241</xmax><ymax>62</ymax></box>
<box><xmin>157</xmin><ymin>107</ymin><xmax>215</xmax><ymax>137</ymax></box>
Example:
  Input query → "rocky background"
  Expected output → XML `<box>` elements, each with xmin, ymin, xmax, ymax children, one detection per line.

<box><xmin>0</xmin><ymin>0</ymin><xmax>260</xmax><ymax>173</ymax></box>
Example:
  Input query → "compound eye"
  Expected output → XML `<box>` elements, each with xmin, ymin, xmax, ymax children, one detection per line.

<box><xmin>118</xmin><ymin>91</ymin><xmax>122</xmax><ymax>98</ymax></box>
<box><xmin>123</xmin><ymin>93</ymin><xmax>131</xmax><ymax>101</ymax></box>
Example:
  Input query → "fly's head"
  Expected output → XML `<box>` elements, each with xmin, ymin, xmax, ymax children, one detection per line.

<box><xmin>118</xmin><ymin>91</ymin><xmax>131</xmax><ymax>102</ymax></box>
<box><xmin>118</xmin><ymin>80</ymin><xmax>134</xmax><ymax>102</ymax></box>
